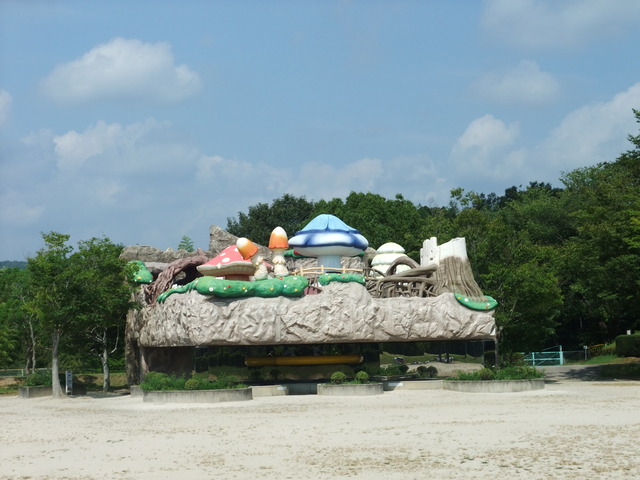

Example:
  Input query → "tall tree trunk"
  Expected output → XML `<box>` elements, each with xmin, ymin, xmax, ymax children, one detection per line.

<box><xmin>29</xmin><ymin>318</ymin><xmax>37</xmax><ymax>374</ymax></box>
<box><xmin>51</xmin><ymin>329</ymin><xmax>64</xmax><ymax>398</ymax></box>
<box><xmin>101</xmin><ymin>334</ymin><xmax>110</xmax><ymax>392</ymax></box>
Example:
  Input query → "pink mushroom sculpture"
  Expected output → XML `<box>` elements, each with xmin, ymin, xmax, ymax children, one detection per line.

<box><xmin>196</xmin><ymin>245</ymin><xmax>255</xmax><ymax>280</ymax></box>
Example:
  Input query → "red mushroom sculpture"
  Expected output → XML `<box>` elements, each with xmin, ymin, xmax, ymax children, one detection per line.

<box><xmin>196</xmin><ymin>245</ymin><xmax>255</xmax><ymax>280</ymax></box>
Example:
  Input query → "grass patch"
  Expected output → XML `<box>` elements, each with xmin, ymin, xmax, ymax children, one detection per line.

<box><xmin>570</xmin><ymin>354</ymin><xmax>619</xmax><ymax>365</ymax></box>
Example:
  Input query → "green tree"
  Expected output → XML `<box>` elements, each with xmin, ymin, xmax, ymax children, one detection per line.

<box><xmin>177</xmin><ymin>236</ymin><xmax>195</xmax><ymax>252</ymax></box>
<box><xmin>72</xmin><ymin>237</ymin><xmax>138</xmax><ymax>391</ymax></box>
<box><xmin>311</xmin><ymin>192</ymin><xmax>430</xmax><ymax>260</ymax></box>
<box><xmin>556</xmin><ymin>115</ymin><xmax>640</xmax><ymax>344</ymax></box>
<box><xmin>227</xmin><ymin>194</ymin><xmax>315</xmax><ymax>245</ymax></box>
<box><xmin>0</xmin><ymin>268</ymin><xmax>40</xmax><ymax>370</ymax></box>
<box><xmin>27</xmin><ymin>232</ymin><xmax>79</xmax><ymax>397</ymax></box>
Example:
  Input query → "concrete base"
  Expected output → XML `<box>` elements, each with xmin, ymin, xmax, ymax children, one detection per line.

<box><xmin>143</xmin><ymin>387</ymin><xmax>253</xmax><ymax>403</ymax></box>
<box><xmin>383</xmin><ymin>379</ymin><xmax>443</xmax><ymax>391</ymax></box>
<box><xmin>317</xmin><ymin>383</ymin><xmax>384</xmax><ymax>396</ymax></box>
<box><xmin>251</xmin><ymin>385</ymin><xmax>289</xmax><ymax>397</ymax></box>
<box><xmin>18</xmin><ymin>386</ymin><xmax>52</xmax><ymax>398</ymax></box>
<box><xmin>443</xmin><ymin>379</ymin><xmax>545</xmax><ymax>393</ymax></box>
<box><xmin>130</xmin><ymin>385</ymin><xmax>143</xmax><ymax>397</ymax></box>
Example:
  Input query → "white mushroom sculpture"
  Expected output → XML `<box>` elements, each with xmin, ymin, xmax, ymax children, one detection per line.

<box><xmin>371</xmin><ymin>242</ymin><xmax>411</xmax><ymax>277</ymax></box>
<box><xmin>288</xmin><ymin>214</ymin><xmax>369</xmax><ymax>271</ymax></box>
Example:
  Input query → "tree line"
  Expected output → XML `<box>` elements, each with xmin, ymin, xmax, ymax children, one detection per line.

<box><xmin>0</xmin><ymin>234</ymin><xmax>138</xmax><ymax>396</ymax></box>
<box><xmin>1</xmin><ymin>112</ymin><xmax>638</xmax><ymax>381</ymax></box>
<box><xmin>227</xmin><ymin>111</ymin><xmax>640</xmax><ymax>353</ymax></box>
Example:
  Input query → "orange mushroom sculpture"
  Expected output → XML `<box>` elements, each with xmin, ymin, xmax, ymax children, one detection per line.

<box><xmin>236</xmin><ymin>237</ymin><xmax>269</xmax><ymax>280</ymax></box>
<box><xmin>269</xmin><ymin>226</ymin><xmax>289</xmax><ymax>277</ymax></box>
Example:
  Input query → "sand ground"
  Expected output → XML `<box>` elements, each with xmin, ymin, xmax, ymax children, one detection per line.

<box><xmin>1</xmin><ymin>371</ymin><xmax>639</xmax><ymax>480</ymax></box>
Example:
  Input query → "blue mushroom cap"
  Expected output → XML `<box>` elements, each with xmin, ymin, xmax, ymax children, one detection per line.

<box><xmin>289</xmin><ymin>214</ymin><xmax>369</xmax><ymax>254</ymax></box>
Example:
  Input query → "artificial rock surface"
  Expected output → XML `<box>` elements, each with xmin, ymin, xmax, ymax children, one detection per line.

<box><xmin>135</xmin><ymin>282</ymin><xmax>495</xmax><ymax>347</ymax></box>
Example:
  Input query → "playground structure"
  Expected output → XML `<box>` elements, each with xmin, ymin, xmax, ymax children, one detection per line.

<box><xmin>123</xmin><ymin>216</ymin><xmax>497</xmax><ymax>384</ymax></box>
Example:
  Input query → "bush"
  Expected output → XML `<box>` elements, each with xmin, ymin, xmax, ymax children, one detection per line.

<box><xmin>24</xmin><ymin>370</ymin><xmax>52</xmax><ymax>387</ymax></box>
<box><xmin>448</xmin><ymin>366</ymin><xmax>543</xmax><ymax>381</ymax></box>
<box><xmin>184</xmin><ymin>378</ymin><xmax>202</xmax><ymax>390</ymax></box>
<box><xmin>377</xmin><ymin>364</ymin><xmax>402</xmax><ymax>376</ymax></box>
<box><xmin>616</xmin><ymin>334</ymin><xmax>640</xmax><ymax>357</ymax></box>
<box><xmin>354</xmin><ymin>371</ymin><xmax>370</xmax><ymax>384</ymax></box>
<box><xmin>212</xmin><ymin>374</ymin><xmax>244</xmax><ymax>389</ymax></box>
<box><xmin>140</xmin><ymin>372</ymin><xmax>183</xmax><ymax>391</ymax></box>
<box><xmin>330</xmin><ymin>371</ymin><xmax>347</xmax><ymax>384</ymax></box>
<box><xmin>398</xmin><ymin>364</ymin><xmax>409</xmax><ymax>374</ymax></box>
<box><xmin>600</xmin><ymin>343</ymin><xmax>617</xmax><ymax>356</ymax></box>
<box><xmin>494</xmin><ymin>366</ymin><xmax>543</xmax><ymax>380</ymax></box>
<box><xmin>416</xmin><ymin>365</ymin><xmax>438</xmax><ymax>378</ymax></box>
<box><xmin>141</xmin><ymin>372</ymin><xmax>246</xmax><ymax>391</ymax></box>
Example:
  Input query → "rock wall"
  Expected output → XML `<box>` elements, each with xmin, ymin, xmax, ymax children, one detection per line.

<box><xmin>134</xmin><ymin>282</ymin><xmax>495</xmax><ymax>348</ymax></box>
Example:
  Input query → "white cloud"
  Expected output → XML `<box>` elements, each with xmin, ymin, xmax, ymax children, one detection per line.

<box><xmin>0</xmin><ymin>89</ymin><xmax>12</xmax><ymax>127</ymax></box>
<box><xmin>448</xmin><ymin>83</ymin><xmax>640</xmax><ymax>191</ymax></box>
<box><xmin>53</xmin><ymin>118</ymin><xmax>172</xmax><ymax>171</ymax></box>
<box><xmin>0</xmin><ymin>190</ymin><xmax>44</xmax><ymax>225</ymax></box>
<box><xmin>41</xmin><ymin>37</ymin><xmax>202</xmax><ymax>104</ymax></box>
<box><xmin>538</xmin><ymin>82</ymin><xmax>640</xmax><ymax>172</ymax></box>
<box><xmin>482</xmin><ymin>0</ymin><xmax>640</xmax><ymax>49</ymax></box>
<box><xmin>450</xmin><ymin>114</ymin><xmax>521</xmax><ymax>178</ymax></box>
<box><xmin>472</xmin><ymin>60</ymin><xmax>559</xmax><ymax>105</ymax></box>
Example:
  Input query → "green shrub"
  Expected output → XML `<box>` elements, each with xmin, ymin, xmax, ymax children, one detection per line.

<box><xmin>330</xmin><ymin>371</ymin><xmax>347</xmax><ymax>384</ymax></box>
<box><xmin>416</xmin><ymin>365</ymin><xmax>438</xmax><ymax>378</ymax></box>
<box><xmin>212</xmin><ymin>374</ymin><xmax>246</xmax><ymax>389</ymax></box>
<box><xmin>494</xmin><ymin>366</ymin><xmax>544</xmax><ymax>380</ymax></box>
<box><xmin>600</xmin><ymin>343</ymin><xmax>617</xmax><ymax>356</ymax></box>
<box><xmin>24</xmin><ymin>370</ymin><xmax>52</xmax><ymax>387</ymax></box>
<box><xmin>616</xmin><ymin>334</ymin><xmax>640</xmax><ymax>357</ymax></box>
<box><xmin>377</xmin><ymin>364</ymin><xmax>402</xmax><ymax>376</ymax></box>
<box><xmin>141</xmin><ymin>372</ymin><xmax>246</xmax><ymax>391</ymax></box>
<box><xmin>184</xmin><ymin>378</ymin><xmax>202</xmax><ymax>390</ymax></box>
<box><xmin>398</xmin><ymin>364</ymin><xmax>409</xmax><ymax>374</ymax></box>
<box><xmin>354</xmin><ymin>371</ymin><xmax>369</xmax><ymax>384</ymax></box>
<box><xmin>448</xmin><ymin>365</ymin><xmax>543</xmax><ymax>381</ymax></box>
<box><xmin>140</xmin><ymin>372</ymin><xmax>186</xmax><ymax>391</ymax></box>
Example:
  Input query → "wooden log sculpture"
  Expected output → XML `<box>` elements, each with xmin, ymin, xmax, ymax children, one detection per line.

<box><xmin>144</xmin><ymin>249</ymin><xmax>209</xmax><ymax>304</ymax></box>
<box><xmin>366</xmin><ymin>256</ymin><xmax>438</xmax><ymax>298</ymax></box>
<box><xmin>421</xmin><ymin>237</ymin><xmax>487</xmax><ymax>301</ymax></box>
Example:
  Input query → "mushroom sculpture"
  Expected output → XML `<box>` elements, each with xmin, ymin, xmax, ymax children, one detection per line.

<box><xmin>236</xmin><ymin>237</ymin><xmax>269</xmax><ymax>280</ymax></box>
<box><xmin>196</xmin><ymin>245</ymin><xmax>255</xmax><ymax>280</ymax></box>
<box><xmin>371</xmin><ymin>242</ymin><xmax>411</xmax><ymax>277</ymax></box>
<box><xmin>288</xmin><ymin>214</ymin><xmax>369</xmax><ymax>271</ymax></box>
<box><xmin>269</xmin><ymin>226</ymin><xmax>289</xmax><ymax>277</ymax></box>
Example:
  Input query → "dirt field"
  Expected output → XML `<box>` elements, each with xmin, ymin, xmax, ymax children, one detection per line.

<box><xmin>1</xmin><ymin>372</ymin><xmax>639</xmax><ymax>479</ymax></box>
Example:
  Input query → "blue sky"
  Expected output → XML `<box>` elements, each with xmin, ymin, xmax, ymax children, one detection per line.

<box><xmin>1</xmin><ymin>0</ymin><xmax>639</xmax><ymax>260</ymax></box>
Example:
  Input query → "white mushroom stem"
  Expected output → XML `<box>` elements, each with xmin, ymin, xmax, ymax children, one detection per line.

<box><xmin>271</xmin><ymin>248</ymin><xmax>289</xmax><ymax>277</ymax></box>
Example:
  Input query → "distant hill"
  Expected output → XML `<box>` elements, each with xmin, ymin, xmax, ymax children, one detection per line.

<box><xmin>0</xmin><ymin>260</ymin><xmax>27</xmax><ymax>269</ymax></box>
